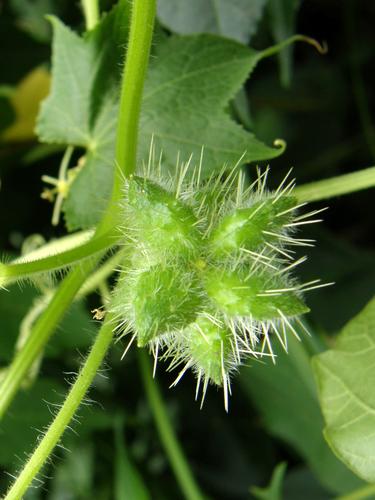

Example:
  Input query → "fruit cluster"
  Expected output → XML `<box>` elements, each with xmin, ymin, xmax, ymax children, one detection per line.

<box><xmin>112</xmin><ymin>162</ymin><xmax>321</xmax><ymax>409</ymax></box>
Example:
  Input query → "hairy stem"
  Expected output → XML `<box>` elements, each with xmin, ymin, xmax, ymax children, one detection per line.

<box><xmin>5</xmin><ymin>314</ymin><xmax>115</xmax><ymax>500</ymax></box>
<box><xmin>294</xmin><ymin>166</ymin><xmax>375</xmax><ymax>202</ymax></box>
<box><xmin>0</xmin><ymin>231</ymin><xmax>117</xmax><ymax>287</ymax></box>
<box><xmin>138</xmin><ymin>350</ymin><xmax>205</xmax><ymax>500</ymax></box>
<box><xmin>81</xmin><ymin>0</ymin><xmax>100</xmax><ymax>30</ymax></box>
<box><xmin>0</xmin><ymin>0</ymin><xmax>156</xmax><ymax>417</ymax></box>
<box><xmin>115</xmin><ymin>0</ymin><xmax>155</xmax><ymax>179</ymax></box>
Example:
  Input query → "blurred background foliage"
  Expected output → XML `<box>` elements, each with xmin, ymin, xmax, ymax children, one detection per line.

<box><xmin>0</xmin><ymin>0</ymin><xmax>374</xmax><ymax>498</ymax></box>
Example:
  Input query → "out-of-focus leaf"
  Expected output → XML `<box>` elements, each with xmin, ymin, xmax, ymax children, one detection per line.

<box><xmin>240</xmin><ymin>329</ymin><xmax>364</xmax><ymax>494</ymax></box>
<box><xmin>10</xmin><ymin>0</ymin><xmax>57</xmax><ymax>43</ymax></box>
<box><xmin>0</xmin><ymin>86</ymin><xmax>15</xmax><ymax>132</ymax></box>
<box><xmin>114</xmin><ymin>419</ymin><xmax>151</xmax><ymax>500</ymax></box>
<box><xmin>268</xmin><ymin>0</ymin><xmax>300</xmax><ymax>87</ymax></box>
<box><xmin>251</xmin><ymin>462</ymin><xmax>287</xmax><ymax>500</ymax></box>
<box><xmin>0</xmin><ymin>378</ymin><xmax>65</xmax><ymax>466</ymax></box>
<box><xmin>1</xmin><ymin>67</ymin><xmax>50</xmax><ymax>142</ymax></box>
<box><xmin>299</xmin><ymin>226</ymin><xmax>375</xmax><ymax>332</ymax></box>
<box><xmin>0</xmin><ymin>283</ymin><xmax>96</xmax><ymax>364</ymax></box>
<box><xmin>40</xmin><ymin>8</ymin><xmax>284</xmax><ymax>229</ymax></box>
<box><xmin>157</xmin><ymin>0</ymin><xmax>268</xmax><ymax>43</ymax></box>
<box><xmin>283</xmin><ymin>467</ymin><xmax>329</xmax><ymax>500</ymax></box>
<box><xmin>49</xmin><ymin>442</ymin><xmax>94</xmax><ymax>499</ymax></box>
<box><xmin>314</xmin><ymin>296</ymin><xmax>375</xmax><ymax>482</ymax></box>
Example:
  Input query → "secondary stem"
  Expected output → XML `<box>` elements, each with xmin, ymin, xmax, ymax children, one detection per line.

<box><xmin>138</xmin><ymin>350</ymin><xmax>205</xmax><ymax>500</ymax></box>
<box><xmin>81</xmin><ymin>0</ymin><xmax>100</xmax><ymax>30</ymax></box>
<box><xmin>0</xmin><ymin>231</ymin><xmax>117</xmax><ymax>286</ymax></box>
<box><xmin>5</xmin><ymin>314</ymin><xmax>115</xmax><ymax>500</ymax></box>
<box><xmin>294</xmin><ymin>166</ymin><xmax>375</xmax><ymax>202</ymax></box>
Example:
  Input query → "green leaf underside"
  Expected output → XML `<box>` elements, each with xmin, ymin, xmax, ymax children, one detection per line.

<box><xmin>313</xmin><ymin>296</ymin><xmax>375</xmax><ymax>483</ymax></box>
<box><xmin>240</xmin><ymin>329</ymin><xmax>364</xmax><ymax>494</ymax></box>
<box><xmin>157</xmin><ymin>0</ymin><xmax>268</xmax><ymax>44</ymax></box>
<box><xmin>37</xmin><ymin>8</ymin><xmax>284</xmax><ymax>230</ymax></box>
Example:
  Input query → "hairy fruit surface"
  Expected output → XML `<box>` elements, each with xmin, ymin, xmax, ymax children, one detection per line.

<box><xmin>112</xmin><ymin>160</ymin><xmax>323</xmax><ymax>409</ymax></box>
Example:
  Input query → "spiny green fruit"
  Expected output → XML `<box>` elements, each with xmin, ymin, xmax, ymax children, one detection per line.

<box><xmin>208</xmin><ymin>195</ymin><xmax>297</xmax><ymax>255</ymax></box>
<box><xmin>112</xmin><ymin>161</ymin><xmax>325</xmax><ymax>410</ymax></box>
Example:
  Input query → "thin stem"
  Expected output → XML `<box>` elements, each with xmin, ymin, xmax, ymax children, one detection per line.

<box><xmin>77</xmin><ymin>249</ymin><xmax>126</xmax><ymax>299</ymax></box>
<box><xmin>294</xmin><ymin>166</ymin><xmax>375</xmax><ymax>202</ymax></box>
<box><xmin>5</xmin><ymin>314</ymin><xmax>115</xmax><ymax>500</ymax></box>
<box><xmin>0</xmin><ymin>231</ymin><xmax>117</xmax><ymax>287</ymax></box>
<box><xmin>138</xmin><ymin>350</ymin><xmax>205</xmax><ymax>500</ymax></box>
<box><xmin>336</xmin><ymin>483</ymin><xmax>375</xmax><ymax>500</ymax></box>
<box><xmin>0</xmin><ymin>0</ymin><xmax>156</xmax><ymax>417</ymax></box>
<box><xmin>259</xmin><ymin>34</ymin><xmax>327</xmax><ymax>61</ymax></box>
<box><xmin>81</xmin><ymin>0</ymin><xmax>100</xmax><ymax>30</ymax></box>
<box><xmin>115</xmin><ymin>0</ymin><xmax>156</xmax><ymax>179</ymax></box>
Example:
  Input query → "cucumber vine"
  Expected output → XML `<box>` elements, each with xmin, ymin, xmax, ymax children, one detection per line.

<box><xmin>1</xmin><ymin>0</ymin><xmax>375</xmax><ymax>499</ymax></box>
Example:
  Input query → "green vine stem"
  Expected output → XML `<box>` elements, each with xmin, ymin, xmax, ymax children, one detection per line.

<box><xmin>81</xmin><ymin>0</ymin><xmax>100</xmax><ymax>30</ymax></box>
<box><xmin>115</xmin><ymin>0</ymin><xmax>155</xmax><ymax>178</ymax></box>
<box><xmin>4</xmin><ymin>0</ymin><xmax>157</xmax><ymax>496</ymax></box>
<box><xmin>294</xmin><ymin>166</ymin><xmax>375</xmax><ymax>202</ymax></box>
<box><xmin>5</xmin><ymin>314</ymin><xmax>115</xmax><ymax>500</ymax></box>
<box><xmin>0</xmin><ymin>0</ymin><xmax>156</xmax><ymax>418</ymax></box>
<box><xmin>0</xmin><ymin>231</ymin><xmax>117</xmax><ymax>287</ymax></box>
<box><xmin>138</xmin><ymin>350</ymin><xmax>205</xmax><ymax>500</ymax></box>
<box><xmin>336</xmin><ymin>483</ymin><xmax>375</xmax><ymax>500</ymax></box>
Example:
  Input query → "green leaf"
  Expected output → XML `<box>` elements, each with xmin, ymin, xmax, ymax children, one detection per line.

<box><xmin>240</xmin><ymin>329</ymin><xmax>364</xmax><ymax>494</ymax></box>
<box><xmin>114</xmin><ymin>419</ymin><xmax>150</xmax><ymax>500</ymax></box>
<box><xmin>36</xmin><ymin>2</ymin><xmax>130</xmax><ymax>230</ymax></box>
<box><xmin>313</xmin><ymin>296</ymin><xmax>375</xmax><ymax>482</ymax></box>
<box><xmin>39</xmin><ymin>8</ymin><xmax>285</xmax><ymax>230</ymax></box>
<box><xmin>0</xmin><ymin>378</ymin><xmax>65</xmax><ymax>466</ymax></box>
<box><xmin>139</xmin><ymin>34</ymin><xmax>284</xmax><ymax>181</ymax></box>
<box><xmin>157</xmin><ymin>0</ymin><xmax>268</xmax><ymax>43</ymax></box>
<box><xmin>251</xmin><ymin>462</ymin><xmax>287</xmax><ymax>500</ymax></box>
<box><xmin>268</xmin><ymin>0</ymin><xmax>300</xmax><ymax>87</ymax></box>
